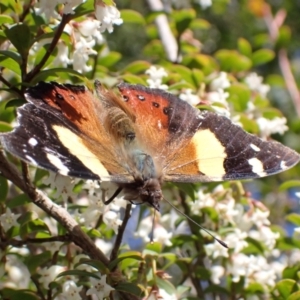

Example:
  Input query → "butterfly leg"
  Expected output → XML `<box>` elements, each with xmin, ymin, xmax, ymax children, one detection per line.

<box><xmin>103</xmin><ymin>186</ymin><xmax>123</xmax><ymax>205</ymax></box>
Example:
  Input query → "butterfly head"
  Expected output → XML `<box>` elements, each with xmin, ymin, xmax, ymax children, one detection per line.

<box><xmin>139</xmin><ymin>178</ymin><xmax>162</xmax><ymax>211</ymax></box>
<box><xmin>123</xmin><ymin>178</ymin><xmax>162</xmax><ymax>211</ymax></box>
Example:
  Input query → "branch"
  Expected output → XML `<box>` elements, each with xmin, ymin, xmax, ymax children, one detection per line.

<box><xmin>0</xmin><ymin>235</ymin><xmax>72</xmax><ymax>248</ymax></box>
<box><xmin>145</xmin><ymin>0</ymin><xmax>179</xmax><ymax>62</ymax></box>
<box><xmin>25</xmin><ymin>14</ymin><xmax>72</xmax><ymax>83</ymax></box>
<box><xmin>110</xmin><ymin>203</ymin><xmax>132</xmax><ymax>266</ymax></box>
<box><xmin>0</xmin><ymin>151</ymin><xmax>109</xmax><ymax>265</ymax></box>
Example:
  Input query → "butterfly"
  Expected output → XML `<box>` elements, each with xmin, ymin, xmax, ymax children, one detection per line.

<box><xmin>1</xmin><ymin>81</ymin><xmax>299</xmax><ymax>210</ymax></box>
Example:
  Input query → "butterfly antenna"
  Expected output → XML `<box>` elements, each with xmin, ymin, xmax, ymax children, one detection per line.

<box><xmin>163</xmin><ymin>197</ymin><xmax>228</xmax><ymax>248</ymax></box>
<box><xmin>150</xmin><ymin>209</ymin><xmax>156</xmax><ymax>244</ymax></box>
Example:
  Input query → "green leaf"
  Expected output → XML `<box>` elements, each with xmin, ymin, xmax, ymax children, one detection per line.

<box><xmin>215</xmin><ymin>50</ymin><xmax>252</xmax><ymax>72</ymax></box>
<box><xmin>0</xmin><ymin>55</ymin><xmax>21</xmax><ymax>75</ymax></box>
<box><xmin>190</xmin><ymin>18</ymin><xmax>211</xmax><ymax>30</ymax></box>
<box><xmin>227</xmin><ymin>83</ymin><xmax>251</xmax><ymax>111</ymax></box>
<box><xmin>286</xmin><ymin>213</ymin><xmax>300</xmax><ymax>226</ymax></box>
<box><xmin>0</xmin><ymin>121</ymin><xmax>12</xmax><ymax>132</ymax></box>
<box><xmin>19</xmin><ymin>218</ymin><xmax>51</xmax><ymax>238</ymax></box>
<box><xmin>0</xmin><ymin>15</ymin><xmax>14</xmax><ymax>24</ymax></box>
<box><xmin>192</xmin><ymin>68</ymin><xmax>204</xmax><ymax>86</ymax></box>
<box><xmin>75</xmin><ymin>259</ymin><xmax>108</xmax><ymax>273</ymax></box>
<box><xmin>288</xmin><ymin>291</ymin><xmax>300</xmax><ymax>300</ymax></box>
<box><xmin>237</xmin><ymin>38</ymin><xmax>252</xmax><ymax>57</ymax></box>
<box><xmin>4</xmin><ymin>24</ymin><xmax>32</xmax><ymax>58</ymax></box>
<box><xmin>5</xmin><ymin>98</ymin><xmax>26</xmax><ymax>109</ymax></box>
<box><xmin>121</xmin><ymin>9</ymin><xmax>145</xmax><ymax>25</ymax></box>
<box><xmin>31</xmin><ymin>67</ymin><xmax>86</xmax><ymax>83</ymax></box>
<box><xmin>283</xmin><ymin>266</ymin><xmax>300</xmax><ymax>280</ymax></box>
<box><xmin>7</xmin><ymin>194</ymin><xmax>31</xmax><ymax>208</ymax></box>
<box><xmin>98</xmin><ymin>52</ymin><xmax>122</xmax><ymax>68</ymax></box>
<box><xmin>120</xmin><ymin>74</ymin><xmax>147</xmax><ymax>85</ymax></box>
<box><xmin>279</xmin><ymin>180</ymin><xmax>300</xmax><ymax>191</ymax></box>
<box><xmin>174</xmin><ymin>183</ymin><xmax>196</xmax><ymax>201</ymax></box>
<box><xmin>276</xmin><ymin>25</ymin><xmax>291</xmax><ymax>48</ymax></box>
<box><xmin>122</xmin><ymin>60</ymin><xmax>151</xmax><ymax>74</ymax></box>
<box><xmin>173</xmin><ymin>9</ymin><xmax>196</xmax><ymax>36</ymax></box>
<box><xmin>72</xmin><ymin>0</ymin><xmax>94</xmax><ymax>19</ymax></box>
<box><xmin>252</xmin><ymin>49</ymin><xmax>275</xmax><ymax>66</ymax></box>
<box><xmin>275</xmin><ymin>279</ymin><xmax>299</xmax><ymax>298</ymax></box>
<box><xmin>115</xmin><ymin>282</ymin><xmax>142</xmax><ymax>297</ymax></box>
<box><xmin>144</xmin><ymin>242</ymin><xmax>162</xmax><ymax>254</ymax></box>
<box><xmin>24</xmin><ymin>252</ymin><xmax>52</xmax><ymax>273</ymax></box>
<box><xmin>57</xmin><ymin>270</ymin><xmax>100</xmax><ymax>279</ymax></box>
<box><xmin>0</xmin><ymin>176</ymin><xmax>8</xmax><ymax>202</ymax></box>
<box><xmin>0</xmin><ymin>50</ymin><xmax>21</xmax><ymax>64</ymax></box>
<box><xmin>34</xmin><ymin>44</ymin><xmax>57</xmax><ymax>68</ymax></box>
<box><xmin>1</xmin><ymin>289</ymin><xmax>40</xmax><ymax>300</ymax></box>
<box><xmin>156</xmin><ymin>277</ymin><xmax>176</xmax><ymax>295</ymax></box>
<box><xmin>109</xmin><ymin>253</ymin><xmax>143</xmax><ymax>270</ymax></box>
<box><xmin>170</xmin><ymin>65</ymin><xmax>194</xmax><ymax>87</ymax></box>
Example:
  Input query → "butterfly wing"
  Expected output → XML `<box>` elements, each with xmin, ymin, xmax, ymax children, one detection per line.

<box><xmin>0</xmin><ymin>82</ymin><xmax>134</xmax><ymax>183</ymax></box>
<box><xmin>118</xmin><ymin>83</ymin><xmax>300</xmax><ymax>182</ymax></box>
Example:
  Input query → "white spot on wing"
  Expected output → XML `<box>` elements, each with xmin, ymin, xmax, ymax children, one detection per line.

<box><xmin>46</xmin><ymin>153</ymin><xmax>70</xmax><ymax>176</ymax></box>
<box><xmin>25</xmin><ymin>155</ymin><xmax>38</xmax><ymax>166</ymax></box>
<box><xmin>248</xmin><ymin>157</ymin><xmax>267</xmax><ymax>176</ymax></box>
<box><xmin>29</xmin><ymin>137</ymin><xmax>38</xmax><ymax>146</ymax></box>
<box><xmin>250</xmin><ymin>144</ymin><xmax>260</xmax><ymax>152</ymax></box>
<box><xmin>280</xmin><ymin>161</ymin><xmax>287</xmax><ymax>169</ymax></box>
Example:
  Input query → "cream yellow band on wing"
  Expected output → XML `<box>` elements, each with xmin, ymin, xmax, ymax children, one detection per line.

<box><xmin>52</xmin><ymin>125</ymin><xmax>109</xmax><ymax>177</ymax></box>
<box><xmin>192</xmin><ymin>129</ymin><xmax>226</xmax><ymax>177</ymax></box>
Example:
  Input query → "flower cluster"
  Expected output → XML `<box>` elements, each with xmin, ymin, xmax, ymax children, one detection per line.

<box><xmin>186</xmin><ymin>184</ymin><xmax>284</xmax><ymax>291</ymax></box>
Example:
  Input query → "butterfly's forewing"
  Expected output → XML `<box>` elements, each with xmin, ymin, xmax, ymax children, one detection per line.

<box><xmin>0</xmin><ymin>82</ymin><xmax>133</xmax><ymax>182</ymax></box>
<box><xmin>118</xmin><ymin>83</ymin><xmax>300</xmax><ymax>182</ymax></box>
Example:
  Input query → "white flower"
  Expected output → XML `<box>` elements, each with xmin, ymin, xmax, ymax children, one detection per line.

<box><xmin>225</xmin><ymin>229</ymin><xmax>248</xmax><ymax>253</ymax></box>
<box><xmin>190</xmin><ymin>189</ymin><xmax>216</xmax><ymax>213</ymax></box>
<box><xmin>103</xmin><ymin>211</ymin><xmax>122</xmax><ymax>234</ymax></box>
<box><xmin>72</xmin><ymin>37</ymin><xmax>97</xmax><ymax>73</ymax></box>
<box><xmin>35</xmin><ymin>0</ymin><xmax>60</xmax><ymax>19</ymax></box>
<box><xmin>294</xmin><ymin>227</ymin><xmax>300</xmax><ymax>238</ymax></box>
<box><xmin>216</xmin><ymin>197</ymin><xmax>240</xmax><ymax>224</ymax></box>
<box><xmin>210</xmin><ymin>72</ymin><xmax>230</xmax><ymax>91</ymax></box>
<box><xmin>61</xmin><ymin>0</ymin><xmax>84</xmax><ymax>15</ymax></box>
<box><xmin>207</xmin><ymin>89</ymin><xmax>229</xmax><ymax>104</ymax></box>
<box><xmin>204</xmin><ymin>239</ymin><xmax>229</xmax><ymax>259</ymax></box>
<box><xmin>5</xmin><ymin>256</ymin><xmax>31</xmax><ymax>288</ymax></box>
<box><xmin>249</xmin><ymin>227</ymin><xmax>280</xmax><ymax>251</ymax></box>
<box><xmin>53</xmin><ymin>42</ymin><xmax>72</xmax><ymax>67</ymax></box>
<box><xmin>59</xmin><ymin>281</ymin><xmax>83</xmax><ymax>300</ymax></box>
<box><xmin>95</xmin><ymin>239</ymin><xmax>113</xmax><ymax>255</ymax></box>
<box><xmin>0</xmin><ymin>208</ymin><xmax>20</xmax><ymax>232</ymax></box>
<box><xmin>179</xmin><ymin>89</ymin><xmax>200</xmax><ymax>106</ymax></box>
<box><xmin>249</xmin><ymin>209</ymin><xmax>270</xmax><ymax>228</ymax></box>
<box><xmin>86</xmin><ymin>275</ymin><xmax>114</xmax><ymax>299</ymax></box>
<box><xmin>43</xmin><ymin>172</ymin><xmax>78</xmax><ymax>202</ymax></box>
<box><xmin>256</xmin><ymin>116</ymin><xmax>288</xmax><ymax>138</ymax></box>
<box><xmin>76</xmin><ymin>19</ymin><xmax>104</xmax><ymax>44</ymax></box>
<box><xmin>198</xmin><ymin>0</ymin><xmax>212</xmax><ymax>10</ymax></box>
<box><xmin>145</xmin><ymin>66</ymin><xmax>168</xmax><ymax>89</ymax></box>
<box><xmin>95</xmin><ymin>2</ymin><xmax>123</xmax><ymax>33</ymax></box>
<box><xmin>153</xmin><ymin>226</ymin><xmax>173</xmax><ymax>246</ymax></box>
<box><xmin>210</xmin><ymin>265</ymin><xmax>225</xmax><ymax>284</ymax></box>
<box><xmin>43</xmin><ymin>242</ymin><xmax>63</xmax><ymax>255</ymax></box>
<box><xmin>227</xmin><ymin>253</ymin><xmax>248</xmax><ymax>283</ymax></box>
<box><xmin>39</xmin><ymin>265</ymin><xmax>64</xmax><ymax>289</ymax></box>
<box><xmin>244</xmin><ymin>72</ymin><xmax>270</xmax><ymax>98</ymax></box>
